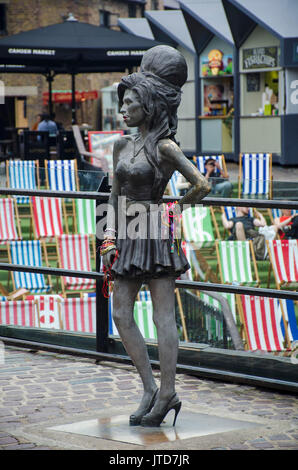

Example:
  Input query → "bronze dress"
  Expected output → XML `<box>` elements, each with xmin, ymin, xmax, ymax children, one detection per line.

<box><xmin>111</xmin><ymin>152</ymin><xmax>190</xmax><ymax>280</ymax></box>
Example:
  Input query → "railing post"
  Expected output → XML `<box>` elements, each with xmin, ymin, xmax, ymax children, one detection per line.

<box><xmin>95</xmin><ymin>176</ymin><xmax>110</xmax><ymax>353</ymax></box>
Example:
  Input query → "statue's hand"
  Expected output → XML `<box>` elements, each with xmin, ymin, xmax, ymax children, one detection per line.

<box><xmin>103</xmin><ymin>248</ymin><xmax>117</xmax><ymax>270</ymax></box>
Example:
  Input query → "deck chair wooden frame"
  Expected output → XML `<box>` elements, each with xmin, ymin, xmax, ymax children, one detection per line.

<box><xmin>266</xmin><ymin>239</ymin><xmax>298</xmax><ymax>290</ymax></box>
<box><xmin>236</xmin><ymin>294</ymin><xmax>291</xmax><ymax>351</ymax></box>
<box><xmin>216</xmin><ymin>240</ymin><xmax>260</xmax><ymax>287</ymax></box>
<box><xmin>55</xmin><ymin>234</ymin><xmax>96</xmax><ymax>297</ymax></box>
<box><xmin>238</xmin><ymin>153</ymin><xmax>273</xmax><ymax>199</ymax></box>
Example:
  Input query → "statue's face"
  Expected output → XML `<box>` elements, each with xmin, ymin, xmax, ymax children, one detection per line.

<box><xmin>120</xmin><ymin>89</ymin><xmax>146</xmax><ymax>128</ymax></box>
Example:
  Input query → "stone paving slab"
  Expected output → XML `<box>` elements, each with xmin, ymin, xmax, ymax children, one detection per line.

<box><xmin>0</xmin><ymin>346</ymin><xmax>297</xmax><ymax>451</ymax></box>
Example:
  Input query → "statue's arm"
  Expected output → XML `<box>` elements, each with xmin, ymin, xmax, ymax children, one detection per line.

<box><xmin>158</xmin><ymin>140</ymin><xmax>211</xmax><ymax>207</ymax></box>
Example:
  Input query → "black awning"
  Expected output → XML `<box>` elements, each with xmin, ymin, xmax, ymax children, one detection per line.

<box><xmin>0</xmin><ymin>20</ymin><xmax>162</xmax><ymax>72</ymax></box>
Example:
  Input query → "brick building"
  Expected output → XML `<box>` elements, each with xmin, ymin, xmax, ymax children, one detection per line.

<box><xmin>0</xmin><ymin>0</ymin><xmax>165</xmax><ymax>131</ymax></box>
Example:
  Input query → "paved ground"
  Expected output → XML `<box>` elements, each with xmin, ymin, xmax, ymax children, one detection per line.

<box><xmin>0</xmin><ymin>346</ymin><xmax>297</xmax><ymax>451</ymax></box>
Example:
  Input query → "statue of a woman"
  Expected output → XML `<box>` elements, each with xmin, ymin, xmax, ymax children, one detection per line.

<box><xmin>101</xmin><ymin>45</ymin><xmax>210</xmax><ymax>427</ymax></box>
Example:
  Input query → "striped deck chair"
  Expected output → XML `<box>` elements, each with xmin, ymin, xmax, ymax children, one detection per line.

<box><xmin>268</xmin><ymin>208</ymin><xmax>298</xmax><ymax>227</ymax></box>
<box><xmin>56</xmin><ymin>234</ymin><xmax>96</xmax><ymax>296</ymax></box>
<box><xmin>34</xmin><ymin>295</ymin><xmax>63</xmax><ymax>329</ymax></box>
<box><xmin>266</xmin><ymin>239</ymin><xmax>298</xmax><ymax>289</ymax></box>
<box><xmin>238</xmin><ymin>153</ymin><xmax>272</xmax><ymax>199</ymax></box>
<box><xmin>6</xmin><ymin>160</ymin><xmax>39</xmax><ymax>204</ymax></box>
<box><xmin>221</xmin><ymin>206</ymin><xmax>254</xmax><ymax>238</ymax></box>
<box><xmin>280</xmin><ymin>299</ymin><xmax>298</xmax><ymax>343</ymax></box>
<box><xmin>193</xmin><ymin>154</ymin><xmax>227</xmax><ymax>175</ymax></box>
<box><xmin>31</xmin><ymin>196</ymin><xmax>65</xmax><ymax>241</ymax></box>
<box><xmin>8</xmin><ymin>240</ymin><xmax>52</xmax><ymax>294</ymax></box>
<box><xmin>182</xmin><ymin>205</ymin><xmax>220</xmax><ymax>249</ymax></box>
<box><xmin>181</xmin><ymin>240</ymin><xmax>218</xmax><ymax>283</ymax></box>
<box><xmin>59</xmin><ymin>296</ymin><xmax>96</xmax><ymax>333</ymax></box>
<box><xmin>108</xmin><ymin>292</ymin><xmax>157</xmax><ymax>341</ymax></box>
<box><xmin>75</xmin><ymin>198</ymin><xmax>96</xmax><ymax>235</ymax></box>
<box><xmin>222</xmin><ymin>206</ymin><xmax>253</xmax><ymax>221</ymax></box>
<box><xmin>237</xmin><ymin>295</ymin><xmax>288</xmax><ymax>351</ymax></box>
<box><xmin>45</xmin><ymin>159</ymin><xmax>79</xmax><ymax>192</ymax></box>
<box><xmin>45</xmin><ymin>159</ymin><xmax>79</xmax><ymax>227</ymax></box>
<box><xmin>0</xmin><ymin>198</ymin><xmax>22</xmax><ymax>250</ymax></box>
<box><xmin>168</xmin><ymin>171</ymin><xmax>182</xmax><ymax>197</ymax></box>
<box><xmin>216</xmin><ymin>240</ymin><xmax>259</xmax><ymax>286</ymax></box>
<box><xmin>0</xmin><ymin>300</ymin><xmax>35</xmax><ymax>327</ymax></box>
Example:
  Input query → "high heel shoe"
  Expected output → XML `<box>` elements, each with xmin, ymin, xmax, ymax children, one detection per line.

<box><xmin>140</xmin><ymin>393</ymin><xmax>182</xmax><ymax>427</ymax></box>
<box><xmin>129</xmin><ymin>389</ymin><xmax>159</xmax><ymax>426</ymax></box>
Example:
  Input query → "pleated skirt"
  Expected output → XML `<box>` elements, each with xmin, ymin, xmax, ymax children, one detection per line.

<box><xmin>111</xmin><ymin>212</ymin><xmax>189</xmax><ymax>280</ymax></box>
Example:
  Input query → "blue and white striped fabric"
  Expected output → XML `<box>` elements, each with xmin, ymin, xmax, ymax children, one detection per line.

<box><xmin>241</xmin><ymin>153</ymin><xmax>271</xmax><ymax>197</ymax></box>
<box><xmin>279</xmin><ymin>299</ymin><xmax>298</xmax><ymax>342</ymax></box>
<box><xmin>7</xmin><ymin>160</ymin><xmax>38</xmax><ymax>204</ymax></box>
<box><xmin>169</xmin><ymin>171</ymin><xmax>181</xmax><ymax>197</ymax></box>
<box><xmin>271</xmin><ymin>208</ymin><xmax>298</xmax><ymax>220</ymax></box>
<box><xmin>224</xmin><ymin>206</ymin><xmax>253</xmax><ymax>220</ymax></box>
<box><xmin>10</xmin><ymin>240</ymin><xmax>51</xmax><ymax>294</ymax></box>
<box><xmin>47</xmin><ymin>160</ymin><xmax>77</xmax><ymax>191</ymax></box>
<box><xmin>193</xmin><ymin>155</ymin><xmax>224</xmax><ymax>175</ymax></box>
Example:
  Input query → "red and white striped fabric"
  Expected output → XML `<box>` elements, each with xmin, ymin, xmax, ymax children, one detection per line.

<box><xmin>240</xmin><ymin>295</ymin><xmax>284</xmax><ymax>351</ymax></box>
<box><xmin>0</xmin><ymin>198</ymin><xmax>20</xmax><ymax>244</ymax></box>
<box><xmin>267</xmin><ymin>239</ymin><xmax>298</xmax><ymax>286</ymax></box>
<box><xmin>58</xmin><ymin>235</ymin><xmax>96</xmax><ymax>291</ymax></box>
<box><xmin>60</xmin><ymin>297</ymin><xmax>96</xmax><ymax>333</ymax></box>
<box><xmin>29</xmin><ymin>295</ymin><xmax>62</xmax><ymax>329</ymax></box>
<box><xmin>0</xmin><ymin>300</ymin><xmax>35</xmax><ymax>327</ymax></box>
<box><xmin>31</xmin><ymin>197</ymin><xmax>63</xmax><ymax>240</ymax></box>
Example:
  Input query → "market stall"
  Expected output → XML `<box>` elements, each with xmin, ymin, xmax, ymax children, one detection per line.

<box><xmin>180</xmin><ymin>0</ymin><xmax>237</xmax><ymax>160</ymax></box>
<box><xmin>223</xmin><ymin>0</ymin><xmax>298</xmax><ymax>164</ymax></box>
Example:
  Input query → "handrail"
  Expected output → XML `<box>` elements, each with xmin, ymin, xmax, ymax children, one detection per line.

<box><xmin>0</xmin><ymin>262</ymin><xmax>297</xmax><ymax>301</ymax></box>
<box><xmin>0</xmin><ymin>187</ymin><xmax>298</xmax><ymax>209</ymax></box>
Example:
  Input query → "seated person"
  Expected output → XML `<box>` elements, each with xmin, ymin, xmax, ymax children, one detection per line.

<box><xmin>222</xmin><ymin>206</ymin><xmax>266</xmax><ymax>241</ymax></box>
<box><xmin>274</xmin><ymin>209</ymin><xmax>298</xmax><ymax>239</ymax></box>
<box><xmin>204</xmin><ymin>158</ymin><xmax>232</xmax><ymax>198</ymax></box>
<box><xmin>37</xmin><ymin>113</ymin><xmax>58</xmax><ymax>136</ymax></box>
<box><xmin>222</xmin><ymin>206</ymin><xmax>267</xmax><ymax>259</ymax></box>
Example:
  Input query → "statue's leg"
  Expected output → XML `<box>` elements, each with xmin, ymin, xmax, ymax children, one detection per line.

<box><xmin>112</xmin><ymin>277</ymin><xmax>158</xmax><ymax>422</ymax></box>
<box><xmin>148</xmin><ymin>276</ymin><xmax>178</xmax><ymax>401</ymax></box>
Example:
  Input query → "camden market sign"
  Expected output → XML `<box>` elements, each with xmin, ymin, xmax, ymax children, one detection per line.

<box><xmin>243</xmin><ymin>46</ymin><xmax>279</xmax><ymax>70</ymax></box>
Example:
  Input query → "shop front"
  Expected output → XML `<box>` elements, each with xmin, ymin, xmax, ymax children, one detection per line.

<box><xmin>180</xmin><ymin>0</ymin><xmax>237</xmax><ymax>160</ymax></box>
<box><xmin>239</xmin><ymin>26</ymin><xmax>282</xmax><ymax>158</ymax></box>
<box><xmin>223</xmin><ymin>0</ymin><xmax>298</xmax><ymax>165</ymax></box>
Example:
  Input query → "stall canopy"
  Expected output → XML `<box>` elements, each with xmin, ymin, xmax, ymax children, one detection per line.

<box><xmin>0</xmin><ymin>17</ymin><xmax>162</xmax><ymax>121</ymax></box>
<box><xmin>222</xmin><ymin>0</ymin><xmax>298</xmax><ymax>67</ymax></box>
<box><xmin>179</xmin><ymin>0</ymin><xmax>234</xmax><ymax>54</ymax></box>
<box><xmin>145</xmin><ymin>10</ymin><xmax>195</xmax><ymax>54</ymax></box>
<box><xmin>118</xmin><ymin>18</ymin><xmax>155</xmax><ymax>40</ymax></box>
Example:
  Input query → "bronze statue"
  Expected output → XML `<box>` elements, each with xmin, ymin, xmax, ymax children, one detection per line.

<box><xmin>101</xmin><ymin>45</ymin><xmax>210</xmax><ymax>427</ymax></box>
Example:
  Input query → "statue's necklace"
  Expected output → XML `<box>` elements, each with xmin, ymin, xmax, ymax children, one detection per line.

<box><xmin>130</xmin><ymin>138</ymin><xmax>144</xmax><ymax>164</ymax></box>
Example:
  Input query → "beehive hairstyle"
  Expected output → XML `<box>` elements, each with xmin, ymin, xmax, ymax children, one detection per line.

<box><xmin>118</xmin><ymin>45</ymin><xmax>188</xmax><ymax>198</ymax></box>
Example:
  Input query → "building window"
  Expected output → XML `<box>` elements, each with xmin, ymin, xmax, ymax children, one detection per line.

<box><xmin>0</xmin><ymin>5</ymin><xmax>7</xmax><ymax>35</ymax></box>
<box><xmin>128</xmin><ymin>3</ymin><xmax>137</xmax><ymax>18</ymax></box>
<box><xmin>99</xmin><ymin>10</ymin><xmax>110</xmax><ymax>28</ymax></box>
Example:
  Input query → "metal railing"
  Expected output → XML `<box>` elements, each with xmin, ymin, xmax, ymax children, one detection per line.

<box><xmin>0</xmin><ymin>185</ymin><xmax>297</xmax><ymax>392</ymax></box>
